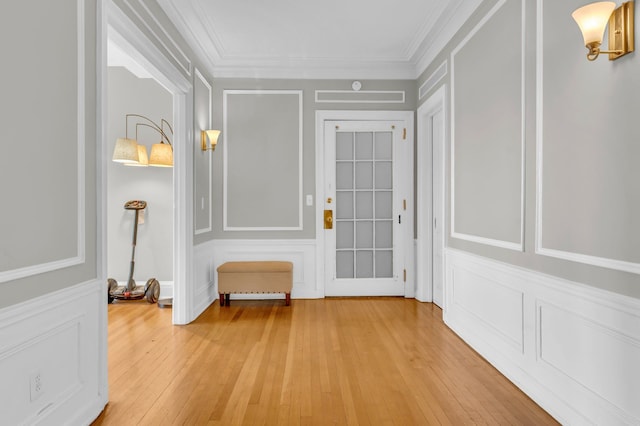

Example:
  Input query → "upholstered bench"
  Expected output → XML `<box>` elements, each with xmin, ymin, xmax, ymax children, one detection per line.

<box><xmin>217</xmin><ymin>261</ymin><xmax>293</xmax><ymax>307</ymax></box>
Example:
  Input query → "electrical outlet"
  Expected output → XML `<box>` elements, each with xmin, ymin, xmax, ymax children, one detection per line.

<box><xmin>30</xmin><ymin>371</ymin><xmax>44</xmax><ymax>401</ymax></box>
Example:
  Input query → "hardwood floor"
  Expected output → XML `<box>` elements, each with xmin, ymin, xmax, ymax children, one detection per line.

<box><xmin>92</xmin><ymin>298</ymin><xmax>558</xmax><ymax>425</ymax></box>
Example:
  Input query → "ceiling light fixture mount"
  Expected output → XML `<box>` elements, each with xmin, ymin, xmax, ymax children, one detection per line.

<box><xmin>572</xmin><ymin>1</ymin><xmax>635</xmax><ymax>61</ymax></box>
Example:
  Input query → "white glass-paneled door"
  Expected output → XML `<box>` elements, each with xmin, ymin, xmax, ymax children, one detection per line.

<box><xmin>323</xmin><ymin>121</ymin><xmax>408</xmax><ymax>296</ymax></box>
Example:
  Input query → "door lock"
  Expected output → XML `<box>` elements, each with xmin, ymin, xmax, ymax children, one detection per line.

<box><xmin>324</xmin><ymin>210</ymin><xmax>333</xmax><ymax>229</ymax></box>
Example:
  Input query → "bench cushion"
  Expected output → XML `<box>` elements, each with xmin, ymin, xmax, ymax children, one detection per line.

<box><xmin>217</xmin><ymin>261</ymin><xmax>293</xmax><ymax>294</ymax></box>
<box><xmin>217</xmin><ymin>261</ymin><xmax>292</xmax><ymax>273</ymax></box>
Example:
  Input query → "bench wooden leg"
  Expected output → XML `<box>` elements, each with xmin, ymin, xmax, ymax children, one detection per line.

<box><xmin>219</xmin><ymin>293</ymin><xmax>225</xmax><ymax>307</ymax></box>
<box><xmin>225</xmin><ymin>293</ymin><xmax>230</xmax><ymax>306</ymax></box>
<box><xmin>285</xmin><ymin>293</ymin><xmax>291</xmax><ymax>306</ymax></box>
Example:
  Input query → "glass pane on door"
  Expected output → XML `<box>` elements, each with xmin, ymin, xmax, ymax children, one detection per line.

<box><xmin>335</xmin><ymin>131</ymin><xmax>393</xmax><ymax>279</ymax></box>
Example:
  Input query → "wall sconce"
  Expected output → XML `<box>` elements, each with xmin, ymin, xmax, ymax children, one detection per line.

<box><xmin>572</xmin><ymin>1</ymin><xmax>635</xmax><ymax>61</ymax></box>
<box><xmin>113</xmin><ymin>114</ymin><xmax>174</xmax><ymax>167</ymax></box>
<box><xmin>201</xmin><ymin>129</ymin><xmax>220</xmax><ymax>152</ymax></box>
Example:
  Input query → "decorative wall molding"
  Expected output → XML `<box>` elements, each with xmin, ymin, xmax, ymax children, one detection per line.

<box><xmin>208</xmin><ymin>239</ymin><xmax>321</xmax><ymax>299</ymax></box>
<box><xmin>194</xmin><ymin>68</ymin><xmax>212</xmax><ymax>235</ymax></box>
<box><xmin>534</xmin><ymin>0</ymin><xmax>640</xmax><ymax>275</ymax></box>
<box><xmin>413</xmin><ymin>0</ymin><xmax>484</xmax><ymax>78</ymax></box>
<box><xmin>450</xmin><ymin>0</ymin><xmax>525</xmax><ymax>252</ymax></box>
<box><xmin>223</xmin><ymin>90</ymin><xmax>303</xmax><ymax>231</ymax></box>
<box><xmin>418</xmin><ymin>61</ymin><xmax>447</xmax><ymax>100</ymax></box>
<box><xmin>0</xmin><ymin>279</ymin><xmax>105</xmax><ymax>425</ymax></box>
<box><xmin>0</xmin><ymin>0</ymin><xmax>86</xmax><ymax>284</ymax></box>
<box><xmin>445</xmin><ymin>249</ymin><xmax>640</xmax><ymax>425</ymax></box>
<box><xmin>122</xmin><ymin>0</ymin><xmax>192</xmax><ymax>76</ymax></box>
<box><xmin>314</xmin><ymin>90</ymin><xmax>406</xmax><ymax>104</ymax></box>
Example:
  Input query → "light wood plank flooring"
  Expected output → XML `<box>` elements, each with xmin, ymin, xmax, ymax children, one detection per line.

<box><xmin>92</xmin><ymin>298</ymin><xmax>558</xmax><ymax>425</ymax></box>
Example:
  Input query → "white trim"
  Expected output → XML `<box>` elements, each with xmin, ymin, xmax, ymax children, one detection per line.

<box><xmin>121</xmin><ymin>0</ymin><xmax>192</xmax><ymax>76</ymax></box>
<box><xmin>154</xmin><ymin>0</ymin><xmax>219</xmax><ymax>74</ymax></box>
<box><xmin>222</xmin><ymin>90</ymin><xmax>303</xmax><ymax>232</ymax></box>
<box><xmin>534</xmin><ymin>1</ymin><xmax>640</xmax><ymax>275</ymax></box>
<box><xmin>445</xmin><ymin>249</ymin><xmax>640</xmax><ymax>425</ymax></box>
<box><xmin>315</xmin><ymin>110</ymin><xmax>415</xmax><ymax>298</ymax></box>
<box><xmin>107</xmin><ymin>0</ymin><xmax>194</xmax><ymax>325</ymax></box>
<box><xmin>194</xmin><ymin>68</ymin><xmax>212</xmax><ymax>235</ymax></box>
<box><xmin>418</xmin><ymin>61</ymin><xmax>447</xmax><ymax>100</ymax></box>
<box><xmin>449</xmin><ymin>0</ymin><xmax>525</xmax><ymax>252</ymax></box>
<box><xmin>0</xmin><ymin>0</ymin><xmax>86</xmax><ymax>283</ymax></box>
<box><xmin>96</xmin><ymin>0</ymin><xmax>109</xmax><ymax>410</ymax></box>
<box><xmin>314</xmin><ymin>90</ymin><xmax>406</xmax><ymax>104</ymax></box>
<box><xmin>0</xmin><ymin>279</ymin><xmax>105</xmax><ymax>425</ymax></box>
<box><xmin>416</xmin><ymin>85</ymin><xmax>447</xmax><ymax>303</ymax></box>
<box><xmin>158</xmin><ymin>0</ymin><xmax>481</xmax><ymax>80</ymax></box>
<box><xmin>413</xmin><ymin>0</ymin><xmax>484</xmax><ymax>78</ymax></box>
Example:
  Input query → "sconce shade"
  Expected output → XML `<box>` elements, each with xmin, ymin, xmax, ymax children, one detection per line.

<box><xmin>572</xmin><ymin>2</ymin><xmax>616</xmax><ymax>45</ymax></box>
<box><xmin>113</xmin><ymin>138</ymin><xmax>139</xmax><ymax>164</ymax></box>
<box><xmin>125</xmin><ymin>145</ymin><xmax>149</xmax><ymax>167</ymax></box>
<box><xmin>201</xmin><ymin>130</ymin><xmax>221</xmax><ymax>151</ymax></box>
<box><xmin>149</xmin><ymin>143</ymin><xmax>173</xmax><ymax>167</ymax></box>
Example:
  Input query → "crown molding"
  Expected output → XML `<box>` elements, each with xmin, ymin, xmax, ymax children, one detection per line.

<box><xmin>157</xmin><ymin>0</ymin><xmax>482</xmax><ymax>80</ymax></box>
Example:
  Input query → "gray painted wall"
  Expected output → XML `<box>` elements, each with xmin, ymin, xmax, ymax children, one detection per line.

<box><xmin>0</xmin><ymin>0</ymin><xmax>98</xmax><ymax>308</ymax></box>
<box><xmin>417</xmin><ymin>0</ymin><xmax>640</xmax><ymax>300</ymax></box>
<box><xmin>0</xmin><ymin>0</ymin><xmax>215</xmax><ymax>309</ymax></box>
<box><xmin>201</xmin><ymin>78</ymin><xmax>417</xmax><ymax>242</ymax></box>
<box><xmin>107</xmin><ymin>67</ymin><xmax>173</xmax><ymax>282</ymax></box>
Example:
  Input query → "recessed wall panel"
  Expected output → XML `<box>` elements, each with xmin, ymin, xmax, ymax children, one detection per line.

<box><xmin>537</xmin><ymin>0</ymin><xmax>640</xmax><ymax>267</ymax></box>
<box><xmin>0</xmin><ymin>0</ymin><xmax>82</xmax><ymax>277</ymax></box>
<box><xmin>223</xmin><ymin>90</ymin><xmax>302</xmax><ymax>230</ymax></box>
<box><xmin>451</xmin><ymin>0</ymin><xmax>524</xmax><ymax>249</ymax></box>
<box><xmin>194</xmin><ymin>69</ymin><xmax>212</xmax><ymax>235</ymax></box>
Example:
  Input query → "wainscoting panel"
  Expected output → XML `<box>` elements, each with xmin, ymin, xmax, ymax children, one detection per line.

<box><xmin>206</xmin><ymin>239</ymin><xmax>320</xmax><ymax>300</ymax></box>
<box><xmin>445</xmin><ymin>249</ymin><xmax>640</xmax><ymax>425</ymax></box>
<box><xmin>0</xmin><ymin>280</ymin><xmax>105</xmax><ymax>425</ymax></box>
<box><xmin>450</xmin><ymin>266</ymin><xmax>524</xmax><ymax>353</ymax></box>
<box><xmin>537</xmin><ymin>301</ymin><xmax>640</xmax><ymax>421</ymax></box>
<box><xmin>193</xmin><ymin>240</ymin><xmax>218</xmax><ymax>317</ymax></box>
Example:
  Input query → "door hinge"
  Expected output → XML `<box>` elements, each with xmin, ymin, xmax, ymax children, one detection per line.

<box><xmin>403</xmin><ymin>269</ymin><xmax>407</xmax><ymax>282</ymax></box>
<box><xmin>403</xmin><ymin>199</ymin><xmax>407</xmax><ymax>211</ymax></box>
<box><xmin>402</xmin><ymin>128</ymin><xmax>407</xmax><ymax>140</ymax></box>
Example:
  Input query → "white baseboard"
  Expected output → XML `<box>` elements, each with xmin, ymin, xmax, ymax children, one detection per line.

<box><xmin>444</xmin><ymin>249</ymin><xmax>640</xmax><ymax>425</ymax></box>
<box><xmin>0</xmin><ymin>280</ymin><xmax>107</xmax><ymax>425</ymax></box>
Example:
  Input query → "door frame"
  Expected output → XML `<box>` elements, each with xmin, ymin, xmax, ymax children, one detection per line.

<box><xmin>315</xmin><ymin>110</ymin><xmax>414</xmax><ymax>298</ymax></box>
<box><xmin>416</xmin><ymin>85</ymin><xmax>447</xmax><ymax>303</ymax></box>
<box><xmin>102</xmin><ymin>1</ymin><xmax>194</xmax><ymax>324</ymax></box>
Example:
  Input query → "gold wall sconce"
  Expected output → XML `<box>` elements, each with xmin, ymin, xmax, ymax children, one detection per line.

<box><xmin>572</xmin><ymin>1</ymin><xmax>635</xmax><ymax>61</ymax></box>
<box><xmin>201</xmin><ymin>129</ymin><xmax>220</xmax><ymax>152</ymax></box>
<box><xmin>113</xmin><ymin>114</ymin><xmax>174</xmax><ymax>167</ymax></box>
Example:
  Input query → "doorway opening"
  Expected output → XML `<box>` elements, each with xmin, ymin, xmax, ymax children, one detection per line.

<box><xmin>103</xmin><ymin>3</ymin><xmax>193</xmax><ymax>325</ymax></box>
<box><xmin>106</xmin><ymin>41</ymin><xmax>174</xmax><ymax>307</ymax></box>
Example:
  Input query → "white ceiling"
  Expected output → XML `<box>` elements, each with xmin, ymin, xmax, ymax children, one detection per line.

<box><xmin>157</xmin><ymin>0</ymin><xmax>483</xmax><ymax>79</ymax></box>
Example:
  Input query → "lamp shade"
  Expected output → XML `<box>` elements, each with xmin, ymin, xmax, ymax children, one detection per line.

<box><xmin>572</xmin><ymin>2</ymin><xmax>616</xmax><ymax>45</ymax></box>
<box><xmin>201</xmin><ymin>130</ymin><xmax>221</xmax><ymax>151</ymax></box>
<box><xmin>124</xmin><ymin>145</ymin><xmax>149</xmax><ymax>167</ymax></box>
<box><xmin>149</xmin><ymin>143</ymin><xmax>173</xmax><ymax>167</ymax></box>
<box><xmin>113</xmin><ymin>138</ymin><xmax>139</xmax><ymax>163</ymax></box>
